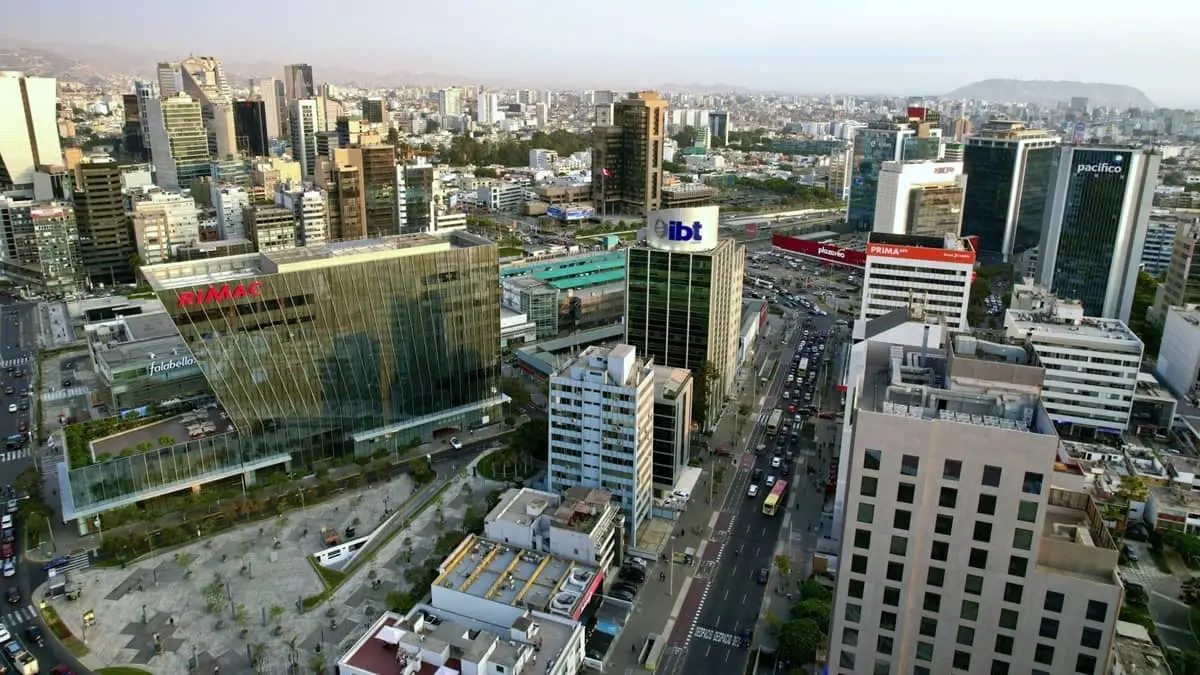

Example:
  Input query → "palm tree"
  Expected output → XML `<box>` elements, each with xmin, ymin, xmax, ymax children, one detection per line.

<box><xmin>310</xmin><ymin>652</ymin><xmax>328</xmax><ymax>674</ymax></box>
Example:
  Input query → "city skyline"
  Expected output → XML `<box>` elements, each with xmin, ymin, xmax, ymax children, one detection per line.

<box><xmin>3</xmin><ymin>0</ymin><xmax>1199</xmax><ymax>106</ymax></box>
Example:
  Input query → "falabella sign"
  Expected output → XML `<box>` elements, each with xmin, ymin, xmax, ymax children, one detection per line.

<box><xmin>178</xmin><ymin>281</ymin><xmax>263</xmax><ymax>308</ymax></box>
<box><xmin>148</xmin><ymin>356</ymin><xmax>197</xmax><ymax>376</ymax></box>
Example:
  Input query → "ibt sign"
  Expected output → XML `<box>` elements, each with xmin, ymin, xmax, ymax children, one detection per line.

<box><xmin>178</xmin><ymin>281</ymin><xmax>263</xmax><ymax>308</ymax></box>
<box><xmin>644</xmin><ymin>206</ymin><xmax>719</xmax><ymax>253</ymax></box>
<box><xmin>654</xmin><ymin>219</ymin><xmax>703</xmax><ymax>242</ymax></box>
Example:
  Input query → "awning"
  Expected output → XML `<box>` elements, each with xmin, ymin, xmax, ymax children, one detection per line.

<box><xmin>375</xmin><ymin>625</ymin><xmax>405</xmax><ymax>645</ymax></box>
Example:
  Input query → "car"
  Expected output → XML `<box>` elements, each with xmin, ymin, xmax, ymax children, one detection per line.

<box><xmin>1</xmin><ymin>559</ymin><xmax>12</xmax><ymax>577</ymax></box>
<box><xmin>3</xmin><ymin>500</ymin><xmax>13</xmax><ymax>515</ymax></box>
<box><xmin>5</xmin><ymin>404</ymin><xmax>13</xmax><ymax>413</ymax></box>
<box><xmin>757</xmin><ymin>568</ymin><xmax>769</xmax><ymax>584</ymax></box>
<box><xmin>770</xmin><ymin>456</ymin><xmax>781</xmax><ymax>468</ymax></box>
<box><xmin>24</xmin><ymin>624</ymin><xmax>41</xmax><ymax>645</ymax></box>
<box><xmin>2</xmin><ymin>387</ymin><xmax>10</xmax><ymax>395</ymax></box>
<box><xmin>0</xmin><ymin>621</ymin><xmax>8</xmax><ymax>643</ymax></box>
<box><xmin>751</xmin><ymin>468</ymin><xmax>763</xmax><ymax>482</ymax></box>
<box><xmin>765</xmin><ymin>475</ymin><xmax>777</xmax><ymax>487</ymax></box>
<box><xmin>747</xmin><ymin>484</ymin><xmax>760</xmax><ymax>498</ymax></box>
<box><xmin>43</xmin><ymin>555</ymin><xmax>71</xmax><ymax>571</ymax></box>
<box><xmin>0</xmin><ymin>514</ymin><xmax>10</xmax><ymax>530</ymax></box>
<box><xmin>448</xmin><ymin>437</ymin><xmax>463</xmax><ymax>450</ymax></box>
<box><xmin>0</xmin><ymin>529</ymin><xmax>11</xmax><ymax>544</ymax></box>
<box><xmin>16</xmin><ymin>422</ymin><xmax>25</xmax><ymax>433</ymax></box>
<box><xmin>1125</xmin><ymin>523</ymin><xmax>1149</xmax><ymax>542</ymax></box>
<box><xmin>0</xmin><ymin>542</ymin><xmax>12</xmax><ymax>558</ymax></box>
<box><xmin>5</xmin><ymin>586</ymin><xmax>19</xmax><ymax>603</ymax></box>
<box><xmin>51</xmin><ymin>665</ymin><xmax>77</xmax><ymax>675</ymax></box>
<box><xmin>612</xmin><ymin>582</ymin><xmax>639</xmax><ymax>595</ymax></box>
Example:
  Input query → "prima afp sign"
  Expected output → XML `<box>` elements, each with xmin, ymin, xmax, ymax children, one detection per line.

<box><xmin>644</xmin><ymin>206</ymin><xmax>719</xmax><ymax>253</ymax></box>
<box><xmin>147</xmin><ymin>356</ymin><xmax>198</xmax><ymax>377</ymax></box>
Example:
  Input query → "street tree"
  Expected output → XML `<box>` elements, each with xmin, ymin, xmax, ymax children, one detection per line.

<box><xmin>776</xmin><ymin>618</ymin><xmax>822</xmax><ymax>665</ymax></box>
<box><xmin>791</xmin><ymin>597</ymin><xmax>832</xmax><ymax>632</ymax></box>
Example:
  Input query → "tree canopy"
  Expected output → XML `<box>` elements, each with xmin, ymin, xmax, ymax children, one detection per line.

<box><xmin>442</xmin><ymin>131</ymin><xmax>590</xmax><ymax>167</ymax></box>
<box><xmin>733</xmin><ymin>178</ymin><xmax>839</xmax><ymax>207</ymax></box>
<box><xmin>776</xmin><ymin>618</ymin><xmax>822</xmax><ymax>665</ymax></box>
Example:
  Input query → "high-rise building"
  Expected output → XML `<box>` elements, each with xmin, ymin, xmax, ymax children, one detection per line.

<box><xmin>73</xmin><ymin>155</ymin><xmax>136</xmax><ymax>284</ymax></box>
<box><xmin>476</xmin><ymin>92</ymin><xmax>499</xmax><ymax>125</ymax></box>
<box><xmin>145</xmin><ymin>93</ymin><xmax>212</xmax><ymax>190</ymax></box>
<box><xmin>404</xmin><ymin>164</ymin><xmax>439</xmax><ymax>233</ymax></box>
<box><xmin>872</xmin><ymin>161</ymin><xmax>967</xmax><ymax>238</ymax></box>
<box><xmin>129</xmin><ymin>189</ymin><xmax>202</xmax><ymax>264</ymax></box>
<box><xmin>289</xmin><ymin>99</ymin><xmax>320</xmax><ymax>180</ymax></box>
<box><xmin>161</xmin><ymin>57</ymin><xmax>238</xmax><ymax>160</ymax></box>
<box><xmin>233</xmin><ymin>100</ymin><xmax>270</xmax><ymax>157</ymax></box>
<box><xmin>276</xmin><ymin>185</ymin><xmax>328</xmax><ymax>247</ymax></box>
<box><xmin>437</xmin><ymin>88</ymin><xmax>461</xmax><ymax>117</ymax></box>
<box><xmin>651</xmin><ymin>365</ymin><xmax>693</xmax><ymax>494</ymax></box>
<box><xmin>322</xmin><ymin>151</ymin><xmax>367</xmax><ymax>241</ymax></box>
<box><xmin>245</xmin><ymin>203</ymin><xmax>299</xmax><ymax>251</ymax></box>
<box><xmin>847</xmin><ymin>124</ymin><xmax>911</xmax><ymax>229</ymax></box>
<box><xmin>283</xmin><ymin>64</ymin><xmax>315</xmax><ymax>102</ymax></box>
<box><xmin>120</xmin><ymin>93</ymin><xmax>147</xmax><ymax>161</ymax></box>
<box><xmin>248</xmin><ymin>77</ymin><xmax>284</xmax><ymax>139</ymax></box>
<box><xmin>828</xmin><ymin>334</ymin><xmax>1122</xmax><ymax>675</ymax></box>
<box><xmin>708</xmin><ymin>111</ymin><xmax>730</xmax><ymax>146</ymax></box>
<box><xmin>361</xmin><ymin>97</ymin><xmax>384</xmax><ymax>125</ymax></box>
<box><xmin>134</xmin><ymin>81</ymin><xmax>158</xmax><ymax>160</ymax></box>
<box><xmin>1150</xmin><ymin>219</ymin><xmax>1200</xmax><ymax>324</ymax></box>
<box><xmin>0</xmin><ymin>197</ymin><xmax>80</xmax><ymax>295</ymax></box>
<box><xmin>547</xmin><ymin>344</ymin><xmax>656</xmax><ymax>540</ymax></box>
<box><xmin>1141</xmin><ymin>214</ymin><xmax>1180</xmax><ymax>278</ymax></box>
<box><xmin>592</xmin><ymin>91</ymin><xmax>667</xmax><ymax>217</ymax></box>
<box><xmin>860</xmin><ymin>233</ymin><xmax>975</xmax><ymax>329</ymax></box>
<box><xmin>0</xmin><ymin>71</ymin><xmax>63</xmax><ymax>195</ymax></box>
<box><xmin>211</xmin><ymin>185</ymin><xmax>250</xmax><ymax>240</ymax></box>
<box><xmin>1037</xmin><ymin>147</ymin><xmax>1160</xmax><ymax>321</ymax></box>
<box><xmin>625</xmin><ymin>206</ymin><xmax>743</xmax><ymax>428</ymax></box>
<box><xmin>360</xmin><ymin>144</ymin><xmax>402</xmax><ymax>238</ymax></box>
<box><xmin>961</xmin><ymin>120</ymin><xmax>1061</xmax><ymax>261</ymax></box>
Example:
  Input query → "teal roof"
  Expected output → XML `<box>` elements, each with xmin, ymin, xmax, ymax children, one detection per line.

<box><xmin>499</xmin><ymin>252</ymin><xmax>627</xmax><ymax>280</ymax></box>
<box><xmin>534</xmin><ymin>257</ymin><xmax>625</xmax><ymax>281</ymax></box>
<box><xmin>546</xmin><ymin>269</ymin><xmax>626</xmax><ymax>290</ymax></box>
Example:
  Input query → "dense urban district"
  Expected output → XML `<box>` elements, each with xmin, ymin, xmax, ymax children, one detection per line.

<box><xmin>0</xmin><ymin>48</ymin><xmax>1199</xmax><ymax>675</ymax></box>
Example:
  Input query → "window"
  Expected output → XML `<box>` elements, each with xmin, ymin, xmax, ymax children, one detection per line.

<box><xmin>854</xmin><ymin>529</ymin><xmax>871</xmax><ymax>549</ymax></box>
<box><xmin>883</xmin><ymin>587</ymin><xmax>901</xmax><ymax>607</ymax></box>
<box><xmin>1003</xmin><ymin>582</ymin><xmax>1023</xmax><ymax>604</ymax></box>
<box><xmin>1034</xmin><ymin>644</ymin><xmax>1054</xmax><ymax>665</ymax></box>
<box><xmin>999</xmin><ymin>609</ymin><xmax>1019</xmax><ymax>630</ymax></box>
<box><xmin>1039</xmin><ymin>618</ymin><xmax>1059</xmax><ymax>639</ymax></box>
<box><xmin>973</xmin><ymin>521</ymin><xmax>992</xmax><ymax>542</ymax></box>
<box><xmin>1023</xmin><ymin>471</ymin><xmax>1044</xmax><ymax>494</ymax></box>
<box><xmin>861</xmin><ymin>476</ymin><xmax>878</xmax><ymax>497</ymax></box>
<box><xmin>1045</xmin><ymin>591</ymin><xmax>1065</xmax><ymax>613</ymax></box>
<box><xmin>880</xmin><ymin>611</ymin><xmax>896</xmax><ymax>631</ymax></box>
<box><xmin>848</xmin><ymin>579</ymin><xmax>864</xmax><ymax>599</ymax></box>
<box><xmin>916</xmin><ymin>644</ymin><xmax>934</xmax><ymax>663</ymax></box>
<box><xmin>991</xmin><ymin>660</ymin><xmax>1010</xmax><ymax>675</ymax></box>
<box><xmin>935</xmin><ymin>514</ymin><xmax>954</xmax><ymax>536</ymax></box>
<box><xmin>978</xmin><ymin>493</ymin><xmax>997</xmax><ymax>515</ymax></box>
<box><xmin>886</xmin><ymin>562</ymin><xmax>904</xmax><ymax>582</ymax></box>
<box><xmin>1076</xmin><ymin>654</ymin><xmax>1097</xmax><ymax>675</ymax></box>
<box><xmin>1017</xmin><ymin>500</ymin><xmax>1039</xmax><ymax>523</ymax></box>
<box><xmin>982</xmin><ymin>465</ymin><xmax>1002</xmax><ymax>487</ymax></box>
<box><xmin>953</xmin><ymin>651</ymin><xmax>971</xmax><ymax>670</ymax></box>
<box><xmin>864</xmin><ymin>449</ymin><xmax>881</xmax><ymax>470</ymax></box>
<box><xmin>931</xmin><ymin>541</ymin><xmax>949</xmax><ymax>561</ymax></box>
<box><xmin>923</xmin><ymin>592</ymin><xmax>941</xmax><ymax>612</ymax></box>
<box><xmin>851</xmin><ymin>555</ymin><xmax>868</xmax><ymax>574</ymax></box>
<box><xmin>845</xmin><ymin>603</ymin><xmax>862</xmax><ymax>623</ymax></box>
<box><xmin>1013</xmin><ymin>528</ymin><xmax>1033</xmax><ymax>551</ymax></box>
<box><xmin>857</xmin><ymin>503</ymin><xmax>874</xmax><ymax>524</ymax></box>
<box><xmin>873</xmin><ymin>661</ymin><xmax>890</xmax><ymax>675</ymax></box>
<box><xmin>839</xmin><ymin>651</ymin><xmax>855</xmax><ymax>669</ymax></box>
<box><xmin>943</xmin><ymin>459</ymin><xmax>961</xmax><ymax>481</ymax></box>
<box><xmin>890</xmin><ymin>535</ymin><xmax>908</xmax><ymax>556</ymax></box>
<box><xmin>897</xmin><ymin>482</ymin><xmax>915</xmax><ymax>504</ymax></box>
<box><xmin>964</xmin><ymin>574</ymin><xmax>984</xmax><ymax>595</ymax></box>
<box><xmin>919</xmin><ymin>617</ymin><xmax>938</xmax><ymax>638</ymax></box>
<box><xmin>956</xmin><ymin>626</ymin><xmax>975</xmax><ymax>646</ymax></box>
<box><xmin>901</xmin><ymin>454</ymin><xmax>919</xmax><ymax>476</ymax></box>
<box><xmin>1008</xmin><ymin>556</ymin><xmax>1028</xmax><ymax>577</ymax></box>
<box><xmin>927</xmin><ymin>567</ymin><xmax>945</xmax><ymax>588</ymax></box>
<box><xmin>893</xmin><ymin>510</ymin><xmax>911</xmax><ymax>530</ymax></box>
<box><xmin>939</xmin><ymin>486</ymin><xmax>957</xmax><ymax>508</ymax></box>
<box><xmin>1081</xmin><ymin>627</ymin><xmax>1102</xmax><ymax>649</ymax></box>
<box><xmin>1086</xmin><ymin>600</ymin><xmax>1109</xmax><ymax>623</ymax></box>
<box><xmin>960</xmin><ymin>599</ymin><xmax>979</xmax><ymax>621</ymax></box>
<box><xmin>876</xmin><ymin>635</ymin><xmax>893</xmax><ymax>655</ymax></box>
<box><xmin>968</xmin><ymin>548</ymin><xmax>988</xmax><ymax>570</ymax></box>
<box><xmin>842</xmin><ymin>627</ymin><xmax>859</xmax><ymax>647</ymax></box>
<box><xmin>995</xmin><ymin>634</ymin><xmax>1014</xmax><ymax>655</ymax></box>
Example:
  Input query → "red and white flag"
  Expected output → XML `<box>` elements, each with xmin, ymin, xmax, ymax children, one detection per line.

<box><xmin>601</xmin><ymin>168</ymin><xmax>612</xmax><ymax>177</ymax></box>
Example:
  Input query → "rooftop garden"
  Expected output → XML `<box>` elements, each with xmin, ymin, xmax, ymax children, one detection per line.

<box><xmin>64</xmin><ymin>410</ymin><xmax>170</xmax><ymax>468</ymax></box>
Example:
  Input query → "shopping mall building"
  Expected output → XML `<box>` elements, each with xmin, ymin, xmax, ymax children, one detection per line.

<box><xmin>57</xmin><ymin>233</ymin><xmax>508</xmax><ymax>530</ymax></box>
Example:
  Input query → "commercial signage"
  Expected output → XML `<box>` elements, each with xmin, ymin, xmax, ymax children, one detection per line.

<box><xmin>1072</xmin><ymin>150</ymin><xmax>1131</xmax><ymax>181</ymax></box>
<box><xmin>148</xmin><ymin>356</ymin><xmax>197</xmax><ymax>376</ymax></box>
<box><xmin>771</xmin><ymin>234</ymin><xmax>866</xmax><ymax>268</ymax></box>
<box><xmin>866</xmin><ymin>243</ymin><xmax>976</xmax><ymax>265</ymax></box>
<box><xmin>933</xmin><ymin>166</ymin><xmax>955</xmax><ymax>175</ymax></box>
<box><xmin>178</xmin><ymin>281</ymin><xmax>263</xmax><ymax>308</ymax></box>
<box><xmin>645</xmin><ymin>206</ymin><xmax>719</xmax><ymax>253</ymax></box>
<box><xmin>547</xmin><ymin>206</ymin><xmax>594</xmax><ymax>222</ymax></box>
<box><xmin>1075</xmin><ymin>153</ymin><xmax>1124</xmax><ymax>175</ymax></box>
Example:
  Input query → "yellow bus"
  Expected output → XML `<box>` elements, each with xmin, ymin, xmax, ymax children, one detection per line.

<box><xmin>762</xmin><ymin>480</ymin><xmax>788</xmax><ymax>515</ymax></box>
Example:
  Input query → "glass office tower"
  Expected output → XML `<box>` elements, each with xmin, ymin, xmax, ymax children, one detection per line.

<box><xmin>848</xmin><ymin>125</ymin><xmax>907</xmax><ymax>229</ymax></box>
<box><xmin>1038</xmin><ymin>147</ymin><xmax>1160</xmax><ymax>321</ymax></box>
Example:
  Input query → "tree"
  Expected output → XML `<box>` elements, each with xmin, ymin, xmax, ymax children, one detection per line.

<box><xmin>800</xmin><ymin>578</ymin><xmax>832</xmax><ymax>602</ymax></box>
<box><xmin>735</xmin><ymin>403</ymin><xmax>753</xmax><ymax>434</ymax></box>
<box><xmin>500</xmin><ymin>377</ymin><xmax>532</xmax><ymax>411</ymax></box>
<box><xmin>1116</xmin><ymin>475</ymin><xmax>1148</xmax><ymax>503</ymax></box>
<box><xmin>475</xmin><ymin>167</ymin><xmax>499</xmax><ymax>178</ymax></box>
<box><xmin>776</xmin><ymin>618</ymin><xmax>822</xmax><ymax>665</ymax></box>
<box><xmin>692</xmin><ymin>361</ymin><xmax>720</xmax><ymax>430</ymax></box>
<box><xmin>774</xmin><ymin>554</ymin><xmax>791</xmax><ymax>578</ymax></box>
<box><xmin>1167</xmin><ymin>649</ymin><xmax>1200</xmax><ymax>675</ymax></box>
<box><xmin>791</xmin><ymin>598</ymin><xmax>832</xmax><ymax>632</ymax></box>
<box><xmin>1181</xmin><ymin>577</ymin><xmax>1200</xmax><ymax>605</ymax></box>
<box><xmin>1164</xmin><ymin>531</ymin><xmax>1200</xmax><ymax>566</ymax></box>
<box><xmin>672</xmin><ymin>126</ymin><xmax>698</xmax><ymax>148</ymax></box>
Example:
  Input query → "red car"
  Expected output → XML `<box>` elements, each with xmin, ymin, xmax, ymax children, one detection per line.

<box><xmin>0</xmin><ymin>542</ymin><xmax>11</xmax><ymax>559</ymax></box>
<box><xmin>52</xmin><ymin>667</ymin><xmax>76</xmax><ymax>675</ymax></box>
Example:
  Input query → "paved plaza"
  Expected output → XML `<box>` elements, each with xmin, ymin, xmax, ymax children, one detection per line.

<box><xmin>55</xmin><ymin>457</ymin><xmax>501</xmax><ymax>674</ymax></box>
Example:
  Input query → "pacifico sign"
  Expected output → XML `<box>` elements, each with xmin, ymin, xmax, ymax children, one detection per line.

<box><xmin>178</xmin><ymin>281</ymin><xmax>263</xmax><ymax>308</ymax></box>
<box><xmin>1076</xmin><ymin>154</ymin><xmax>1126</xmax><ymax>176</ymax></box>
<box><xmin>148</xmin><ymin>356</ymin><xmax>197</xmax><ymax>376</ymax></box>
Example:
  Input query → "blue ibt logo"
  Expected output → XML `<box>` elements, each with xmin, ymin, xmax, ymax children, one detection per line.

<box><xmin>664</xmin><ymin>220</ymin><xmax>703</xmax><ymax>242</ymax></box>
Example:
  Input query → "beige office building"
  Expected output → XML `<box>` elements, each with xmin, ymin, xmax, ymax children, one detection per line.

<box><xmin>829</xmin><ymin>334</ymin><xmax>1123</xmax><ymax>675</ymax></box>
<box><xmin>145</xmin><ymin>94</ymin><xmax>211</xmax><ymax>190</ymax></box>
<box><xmin>592</xmin><ymin>91</ymin><xmax>667</xmax><ymax>217</ymax></box>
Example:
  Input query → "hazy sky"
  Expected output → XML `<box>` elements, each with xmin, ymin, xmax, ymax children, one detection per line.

<box><xmin>9</xmin><ymin>0</ymin><xmax>1200</xmax><ymax>106</ymax></box>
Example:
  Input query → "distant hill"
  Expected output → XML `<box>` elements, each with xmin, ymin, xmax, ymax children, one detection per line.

<box><xmin>944</xmin><ymin>79</ymin><xmax>1155</xmax><ymax>110</ymax></box>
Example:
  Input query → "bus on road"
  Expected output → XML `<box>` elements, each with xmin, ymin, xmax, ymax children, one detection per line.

<box><xmin>766</xmin><ymin>409</ymin><xmax>783</xmax><ymax>436</ymax></box>
<box><xmin>797</xmin><ymin>357</ymin><xmax>809</xmax><ymax>375</ymax></box>
<box><xmin>762</xmin><ymin>480</ymin><xmax>788</xmax><ymax>515</ymax></box>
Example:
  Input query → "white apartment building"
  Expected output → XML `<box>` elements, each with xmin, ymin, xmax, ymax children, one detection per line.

<box><xmin>860</xmin><ymin>233</ymin><xmax>974</xmax><ymax>330</ymax></box>
<box><xmin>484</xmin><ymin>486</ymin><xmax>622</xmax><ymax>571</ymax></box>
<box><xmin>0</xmin><ymin>72</ymin><xmax>62</xmax><ymax>195</ymax></box>
<box><xmin>547</xmin><ymin>344</ymin><xmax>655</xmax><ymax>541</ymax></box>
<box><xmin>1004</xmin><ymin>305</ymin><xmax>1143</xmax><ymax>433</ymax></box>
<box><xmin>829</xmin><ymin>336</ymin><xmax>1123</xmax><ymax>675</ymax></box>
<box><xmin>129</xmin><ymin>189</ymin><xmax>201</xmax><ymax>264</ymax></box>
<box><xmin>478</xmin><ymin>183</ymin><xmax>525</xmax><ymax>212</ymax></box>
<box><xmin>1156</xmin><ymin>306</ymin><xmax>1200</xmax><ymax>401</ymax></box>
<box><xmin>276</xmin><ymin>185</ymin><xmax>328</xmax><ymax>246</ymax></box>
<box><xmin>211</xmin><ymin>185</ymin><xmax>249</xmax><ymax>240</ymax></box>
<box><xmin>530</xmin><ymin>148</ymin><xmax>558</xmax><ymax>170</ymax></box>
<box><xmin>872</xmin><ymin>161</ymin><xmax>967</xmax><ymax>237</ymax></box>
<box><xmin>535</xmin><ymin>102</ymin><xmax>549</xmax><ymax>128</ymax></box>
<box><xmin>289</xmin><ymin>99</ymin><xmax>319</xmax><ymax>180</ymax></box>
<box><xmin>438</xmin><ymin>88</ymin><xmax>461</xmax><ymax>117</ymax></box>
<box><xmin>476</xmin><ymin>92</ymin><xmax>499</xmax><ymax>126</ymax></box>
<box><xmin>1141</xmin><ymin>214</ymin><xmax>1178</xmax><ymax>277</ymax></box>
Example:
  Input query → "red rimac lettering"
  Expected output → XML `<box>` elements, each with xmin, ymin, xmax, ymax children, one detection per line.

<box><xmin>178</xmin><ymin>281</ymin><xmax>263</xmax><ymax>308</ymax></box>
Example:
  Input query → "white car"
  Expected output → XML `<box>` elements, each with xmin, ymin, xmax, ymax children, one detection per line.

<box><xmin>5</xmin><ymin>404</ymin><xmax>13</xmax><ymax>413</ymax></box>
<box><xmin>449</xmin><ymin>437</ymin><xmax>463</xmax><ymax>450</ymax></box>
<box><xmin>765</xmin><ymin>475</ymin><xmax>777</xmax><ymax>487</ymax></box>
<box><xmin>747</xmin><ymin>484</ymin><xmax>760</xmax><ymax>498</ymax></box>
<box><xmin>771</xmin><ymin>456</ymin><xmax>782</xmax><ymax>468</ymax></box>
<box><xmin>1</xmin><ymin>559</ymin><xmax>12</xmax><ymax>577</ymax></box>
<box><xmin>0</xmin><ymin>621</ymin><xmax>8</xmax><ymax>643</ymax></box>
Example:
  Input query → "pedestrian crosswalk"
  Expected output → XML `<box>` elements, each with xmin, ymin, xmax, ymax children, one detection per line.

<box><xmin>0</xmin><ymin>448</ymin><xmax>30</xmax><ymax>463</ymax></box>
<box><xmin>1</xmin><ymin>604</ymin><xmax>38</xmax><ymax>628</ymax></box>
<box><xmin>60</xmin><ymin>551</ymin><xmax>91</xmax><ymax>573</ymax></box>
<box><xmin>41</xmin><ymin>385</ymin><xmax>91</xmax><ymax>403</ymax></box>
<box><xmin>39</xmin><ymin>453</ymin><xmax>61</xmax><ymax>476</ymax></box>
<box><xmin>0</xmin><ymin>357</ymin><xmax>29</xmax><ymax>369</ymax></box>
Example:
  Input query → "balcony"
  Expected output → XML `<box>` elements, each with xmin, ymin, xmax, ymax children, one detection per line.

<box><xmin>1037</xmin><ymin>487</ymin><xmax>1120</xmax><ymax>584</ymax></box>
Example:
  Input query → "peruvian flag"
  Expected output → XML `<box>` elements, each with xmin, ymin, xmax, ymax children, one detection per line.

<box><xmin>601</xmin><ymin>168</ymin><xmax>612</xmax><ymax>177</ymax></box>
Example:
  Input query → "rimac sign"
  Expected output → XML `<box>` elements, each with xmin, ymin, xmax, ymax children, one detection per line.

<box><xmin>645</xmin><ymin>206</ymin><xmax>719</xmax><ymax>253</ymax></box>
<box><xmin>1073</xmin><ymin>151</ymin><xmax>1130</xmax><ymax>178</ymax></box>
<box><xmin>178</xmin><ymin>281</ymin><xmax>263</xmax><ymax>308</ymax></box>
<box><xmin>147</xmin><ymin>356</ymin><xmax>197</xmax><ymax>377</ymax></box>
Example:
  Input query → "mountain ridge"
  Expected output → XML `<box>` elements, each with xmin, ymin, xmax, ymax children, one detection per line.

<box><xmin>943</xmin><ymin>79</ymin><xmax>1155</xmax><ymax>109</ymax></box>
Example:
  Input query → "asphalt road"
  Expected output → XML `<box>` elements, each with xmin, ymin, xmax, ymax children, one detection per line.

<box><xmin>681</xmin><ymin>305</ymin><xmax>836</xmax><ymax>673</ymax></box>
<box><xmin>0</xmin><ymin>300</ymin><xmax>36</xmax><ymax>444</ymax></box>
